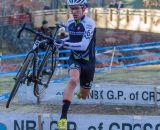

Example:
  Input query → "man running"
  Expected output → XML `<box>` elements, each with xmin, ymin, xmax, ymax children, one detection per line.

<box><xmin>57</xmin><ymin>0</ymin><xmax>96</xmax><ymax>129</ymax></box>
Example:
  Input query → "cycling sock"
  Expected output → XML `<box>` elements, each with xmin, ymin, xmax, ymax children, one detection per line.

<box><xmin>60</xmin><ymin>99</ymin><xmax>71</xmax><ymax>119</ymax></box>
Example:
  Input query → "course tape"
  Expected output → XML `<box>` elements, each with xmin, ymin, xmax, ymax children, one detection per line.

<box><xmin>0</xmin><ymin>51</ymin><xmax>159</xmax><ymax>70</ymax></box>
<box><xmin>96</xmin><ymin>45</ymin><xmax>160</xmax><ymax>53</ymax></box>
<box><xmin>1</xmin><ymin>57</ymin><xmax>160</xmax><ymax>76</ymax></box>
<box><xmin>0</xmin><ymin>93</ymin><xmax>10</xmax><ymax>101</ymax></box>
<box><xmin>96</xmin><ymin>52</ymin><xmax>160</xmax><ymax>62</ymax></box>
<box><xmin>1</xmin><ymin>41</ymin><xmax>160</xmax><ymax>59</ymax></box>
<box><xmin>96</xmin><ymin>59</ymin><xmax>160</xmax><ymax>73</ymax></box>
<box><xmin>0</xmin><ymin>44</ymin><xmax>160</xmax><ymax>70</ymax></box>
<box><xmin>96</xmin><ymin>41</ymin><xmax>160</xmax><ymax>51</ymax></box>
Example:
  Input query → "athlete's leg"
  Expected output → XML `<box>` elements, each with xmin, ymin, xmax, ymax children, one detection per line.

<box><xmin>57</xmin><ymin>57</ymin><xmax>80</xmax><ymax>129</ymax></box>
<box><xmin>63</xmin><ymin>69</ymin><xmax>80</xmax><ymax>101</ymax></box>
<box><xmin>57</xmin><ymin>69</ymin><xmax>80</xmax><ymax>130</ymax></box>
<box><xmin>60</xmin><ymin>69</ymin><xmax>80</xmax><ymax>119</ymax></box>
<box><xmin>78</xmin><ymin>87</ymin><xmax>90</xmax><ymax>99</ymax></box>
<box><xmin>78</xmin><ymin>62</ymin><xmax>95</xmax><ymax>99</ymax></box>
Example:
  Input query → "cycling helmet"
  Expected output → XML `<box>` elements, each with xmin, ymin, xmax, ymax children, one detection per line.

<box><xmin>67</xmin><ymin>0</ymin><xmax>87</xmax><ymax>6</ymax></box>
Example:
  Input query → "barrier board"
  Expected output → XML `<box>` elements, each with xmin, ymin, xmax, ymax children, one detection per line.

<box><xmin>0</xmin><ymin>113</ymin><xmax>160</xmax><ymax>130</ymax></box>
<box><xmin>0</xmin><ymin>113</ymin><xmax>38</xmax><ymax>130</ymax></box>
<box><xmin>18</xmin><ymin>83</ymin><xmax>160</xmax><ymax>107</ymax></box>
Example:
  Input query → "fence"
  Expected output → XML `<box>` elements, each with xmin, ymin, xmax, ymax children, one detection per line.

<box><xmin>1</xmin><ymin>8</ymin><xmax>160</xmax><ymax>33</ymax></box>
<box><xmin>32</xmin><ymin>8</ymin><xmax>160</xmax><ymax>33</ymax></box>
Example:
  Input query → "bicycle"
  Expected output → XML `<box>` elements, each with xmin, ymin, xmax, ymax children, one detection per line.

<box><xmin>6</xmin><ymin>23</ymin><xmax>65</xmax><ymax>108</ymax></box>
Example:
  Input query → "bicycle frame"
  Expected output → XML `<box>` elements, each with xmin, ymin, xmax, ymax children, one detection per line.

<box><xmin>6</xmin><ymin>23</ymin><xmax>65</xmax><ymax>108</ymax></box>
<box><xmin>14</xmin><ymin>40</ymin><xmax>48</xmax><ymax>83</ymax></box>
<box><xmin>17</xmin><ymin>23</ymin><xmax>63</xmax><ymax>92</ymax></box>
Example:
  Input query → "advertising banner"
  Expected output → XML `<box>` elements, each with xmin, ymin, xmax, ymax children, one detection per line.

<box><xmin>18</xmin><ymin>83</ymin><xmax>160</xmax><ymax>107</ymax></box>
<box><xmin>0</xmin><ymin>113</ymin><xmax>160</xmax><ymax>130</ymax></box>
<box><xmin>0</xmin><ymin>113</ymin><xmax>38</xmax><ymax>130</ymax></box>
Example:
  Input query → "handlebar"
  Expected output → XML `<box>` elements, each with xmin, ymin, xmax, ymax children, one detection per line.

<box><xmin>17</xmin><ymin>23</ymin><xmax>26</xmax><ymax>38</ymax></box>
<box><xmin>17</xmin><ymin>23</ymin><xmax>66</xmax><ymax>42</ymax></box>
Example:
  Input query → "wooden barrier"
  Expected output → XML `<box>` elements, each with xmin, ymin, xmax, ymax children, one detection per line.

<box><xmin>32</xmin><ymin>8</ymin><xmax>160</xmax><ymax>33</ymax></box>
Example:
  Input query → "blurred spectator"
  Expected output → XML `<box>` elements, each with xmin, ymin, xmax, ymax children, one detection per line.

<box><xmin>35</xmin><ymin>20</ymin><xmax>52</xmax><ymax>74</ymax></box>
<box><xmin>35</xmin><ymin>20</ymin><xmax>52</xmax><ymax>51</ymax></box>
<box><xmin>109</xmin><ymin>0</ymin><xmax>116</xmax><ymax>8</ymax></box>
<box><xmin>58</xmin><ymin>27</ymin><xmax>68</xmax><ymax>67</ymax></box>
<box><xmin>43</xmin><ymin>5</ymin><xmax>51</xmax><ymax>10</ymax></box>
<box><xmin>115</xmin><ymin>0</ymin><xmax>124</xmax><ymax>14</ymax></box>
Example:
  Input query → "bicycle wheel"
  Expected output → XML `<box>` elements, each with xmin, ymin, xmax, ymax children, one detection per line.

<box><xmin>34</xmin><ymin>50</ymin><xmax>58</xmax><ymax>97</ymax></box>
<box><xmin>6</xmin><ymin>53</ymin><xmax>34</xmax><ymax>108</ymax></box>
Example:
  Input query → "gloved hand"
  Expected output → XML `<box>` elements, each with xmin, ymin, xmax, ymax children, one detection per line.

<box><xmin>55</xmin><ymin>39</ymin><xmax>64</xmax><ymax>48</ymax></box>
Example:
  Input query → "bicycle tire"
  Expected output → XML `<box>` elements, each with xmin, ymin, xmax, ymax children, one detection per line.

<box><xmin>34</xmin><ymin>50</ymin><xmax>58</xmax><ymax>97</ymax></box>
<box><xmin>6</xmin><ymin>53</ymin><xmax>34</xmax><ymax>108</ymax></box>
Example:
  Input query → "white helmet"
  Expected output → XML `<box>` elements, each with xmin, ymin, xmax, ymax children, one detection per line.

<box><xmin>67</xmin><ymin>0</ymin><xmax>87</xmax><ymax>6</ymax></box>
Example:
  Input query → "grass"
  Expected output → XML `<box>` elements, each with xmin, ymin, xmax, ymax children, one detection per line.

<box><xmin>0</xmin><ymin>65</ymin><xmax>160</xmax><ymax>95</ymax></box>
<box><xmin>94</xmin><ymin>65</ymin><xmax>160</xmax><ymax>85</ymax></box>
<box><xmin>0</xmin><ymin>75</ymin><xmax>15</xmax><ymax>94</ymax></box>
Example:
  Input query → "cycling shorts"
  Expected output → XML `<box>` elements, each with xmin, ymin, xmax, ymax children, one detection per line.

<box><xmin>68</xmin><ymin>57</ymin><xmax>95</xmax><ymax>89</ymax></box>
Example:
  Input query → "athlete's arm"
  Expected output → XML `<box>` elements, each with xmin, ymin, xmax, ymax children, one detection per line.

<box><xmin>63</xmin><ymin>21</ymin><xmax>95</xmax><ymax>51</ymax></box>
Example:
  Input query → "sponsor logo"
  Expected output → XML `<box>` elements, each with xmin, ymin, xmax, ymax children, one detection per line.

<box><xmin>0</xmin><ymin>123</ymin><xmax>7</xmax><ymax>130</ymax></box>
<box><xmin>77</xmin><ymin>26</ymin><xmax>81</xmax><ymax>30</ymax></box>
<box><xmin>2</xmin><ymin>116</ymin><xmax>160</xmax><ymax>130</ymax></box>
<box><xmin>68</xmin><ymin>31</ymin><xmax>84</xmax><ymax>35</ymax></box>
<box><xmin>109</xmin><ymin>122</ymin><xmax>160</xmax><ymax>130</ymax></box>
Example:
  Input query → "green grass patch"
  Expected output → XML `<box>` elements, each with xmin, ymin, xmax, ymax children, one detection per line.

<box><xmin>94</xmin><ymin>65</ymin><xmax>160</xmax><ymax>85</ymax></box>
<box><xmin>0</xmin><ymin>65</ymin><xmax>160</xmax><ymax>95</ymax></box>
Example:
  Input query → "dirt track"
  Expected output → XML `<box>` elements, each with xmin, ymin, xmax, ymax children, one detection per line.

<box><xmin>1</xmin><ymin>103</ymin><xmax>160</xmax><ymax>116</ymax></box>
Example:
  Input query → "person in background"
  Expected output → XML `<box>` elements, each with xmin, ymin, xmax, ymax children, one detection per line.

<box><xmin>58</xmin><ymin>27</ymin><xmax>68</xmax><ymax>67</ymax></box>
<box><xmin>115</xmin><ymin>0</ymin><xmax>124</xmax><ymax>14</ymax></box>
<box><xmin>35</xmin><ymin>20</ymin><xmax>52</xmax><ymax>51</ymax></box>
<box><xmin>35</xmin><ymin>20</ymin><xmax>52</xmax><ymax>74</ymax></box>
<box><xmin>109</xmin><ymin>0</ymin><xmax>116</xmax><ymax>8</ymax></box>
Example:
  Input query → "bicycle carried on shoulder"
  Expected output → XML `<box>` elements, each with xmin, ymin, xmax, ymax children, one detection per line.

<box><xmin>6</xmin><ymin>23</ymin><xmax>65</xmax><ymax>108</ymax></box>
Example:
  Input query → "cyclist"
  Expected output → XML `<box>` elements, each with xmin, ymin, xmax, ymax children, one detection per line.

<box><xmin>56</xmin><ymin>0</ymin><xmax>96</xmax><ymax>129</ymax></box>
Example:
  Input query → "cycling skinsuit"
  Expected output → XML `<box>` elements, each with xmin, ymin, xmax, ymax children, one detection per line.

<box><xmin>63</xmin><ymin>15</ymin><xmax>96</xmax><ymax>89</ymax></box>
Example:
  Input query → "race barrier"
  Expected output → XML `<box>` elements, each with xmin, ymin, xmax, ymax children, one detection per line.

<box><xmin>0</xmin><ymin>112</ymin><xmax>160</xmax><ymax>130</ymax></box>
<box><xmin>17</xmin><ymin>83</ymin><xmax>160</xmax><ymax>107</ymax></box>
